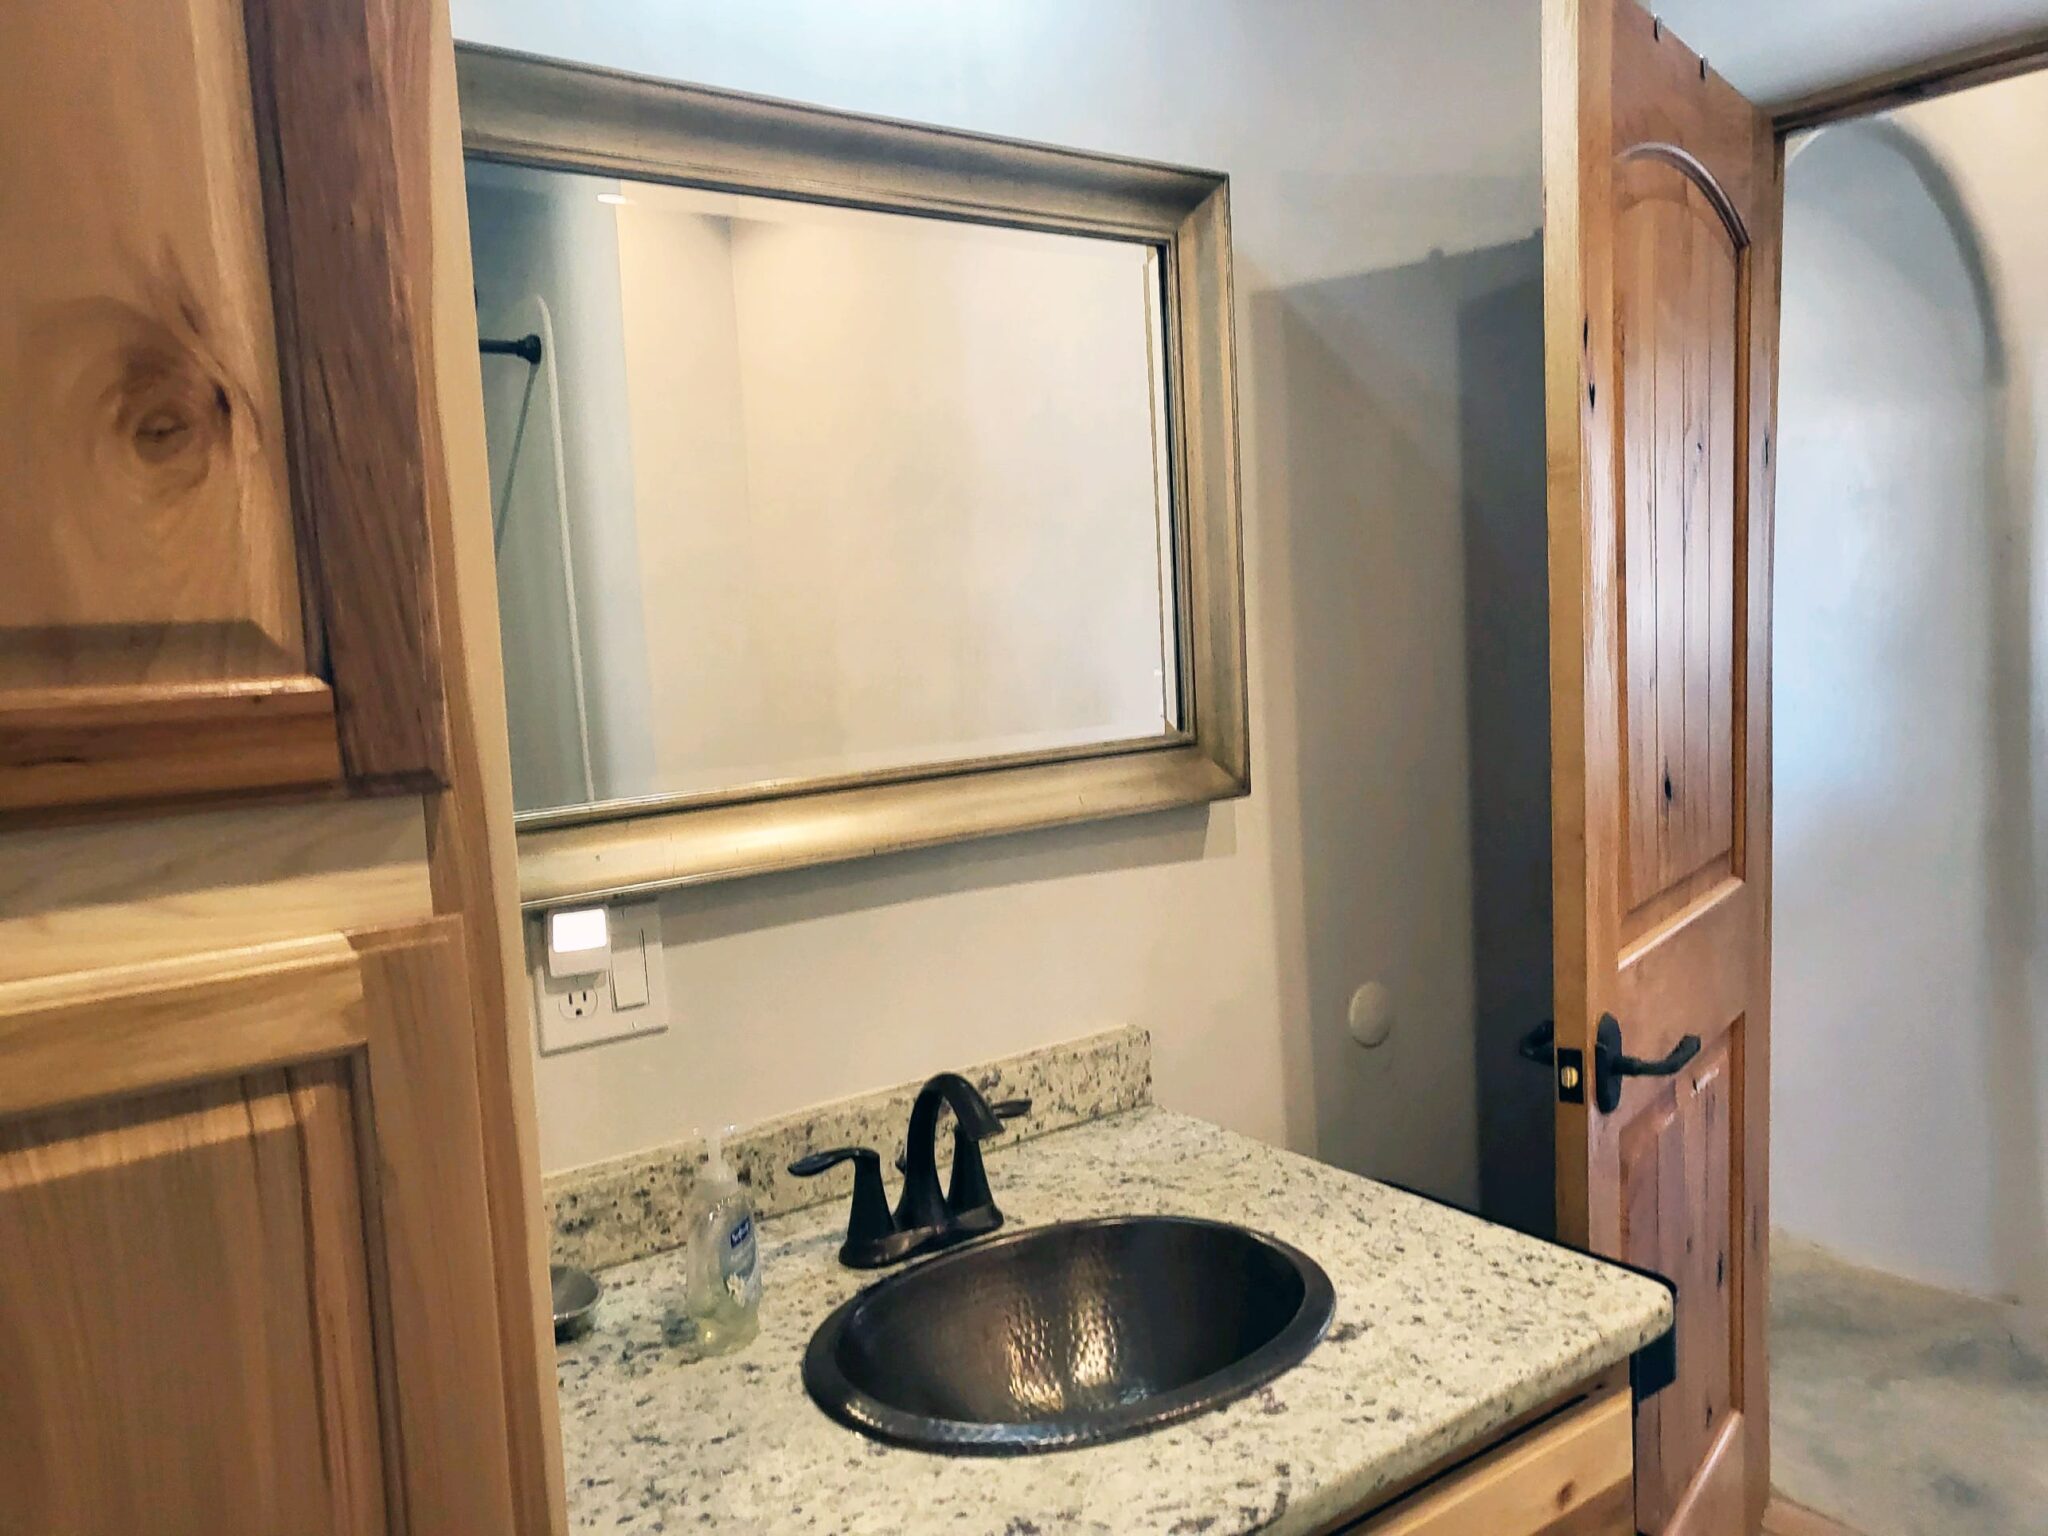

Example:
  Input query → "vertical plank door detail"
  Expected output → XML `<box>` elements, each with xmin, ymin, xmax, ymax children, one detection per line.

<box><xmin>1544</xmin><ymin>0</ymin><xmax>1780</xmax><ymax>1531</ymax></box>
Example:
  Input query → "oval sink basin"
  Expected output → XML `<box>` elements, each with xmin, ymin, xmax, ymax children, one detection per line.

<box><xmin>803</xmin><ymin>1214</ymin><xmax>1335</xmax><ymax>1454</ymax></box>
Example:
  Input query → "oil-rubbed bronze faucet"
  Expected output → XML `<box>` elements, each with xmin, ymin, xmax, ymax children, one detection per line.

<box><xmin>790</xmin><ymin>1073</ymin><xmax>1029</xmax><ymax>1269</ymax></box>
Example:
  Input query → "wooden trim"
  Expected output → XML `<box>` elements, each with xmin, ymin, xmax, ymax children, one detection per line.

<box><xmin>1540</xmin><ymin>0</ymin><xmax>1609</xmax><ymax>1252</ymax></box>
<box><xmin>0</xmin><ymin>934</ymin><xmax>362</xmax><ymax>1116</ymax></box>
<box><xmin>422</xmin><ymin>14</ymin><xmax>567</xmax><ymax>1532</ymax></box>
<box><xmin>0</xmin><ymin>797</ymin><xmax>433</xmax><ymax>984</ymax></box>
<box><xmin>1771</xmin><ymin>27</ymin><xmax>2048</xmax><ymax>134</ymax></box>
<box><xmin>457</xmin><ymin>44</ymin><xmax>1248</xmax><ymax>903</ymax></box>
<box><xmin>1341</xmin><ymin>1385</ymin><xmax>1634</xmax><ymax>1534</ymax></box>
<box><xmin>1304</xmin><ymin>1369</ymin><xmax>1627</xmax><ymax>1535</ymax></box>
<box><xmin>0</xmin><ymin>676</ymin><xmax>341</xmax><ymax>814</ymax></box>
<box><xmin>347</xmin><ymin>920</ymin><xmax>518</xmax><ymax>1534</ymax></box>
<box><xmin>241</xmin><ymin>0</ymin><xmax>449</xmax><ymax>787</ymax></box>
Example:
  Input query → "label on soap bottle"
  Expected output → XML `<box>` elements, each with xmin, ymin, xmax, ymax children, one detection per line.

<box><xmin>721</xmin><ymin>1211</ymin><xmax>761</xmax><ymax>1308</ymax></box>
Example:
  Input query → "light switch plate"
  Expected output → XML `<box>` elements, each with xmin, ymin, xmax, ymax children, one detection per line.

<box><xmin>533</xmin><ymin>900</ymin><xmax>669</xmax><ymax>1054</ymax></box>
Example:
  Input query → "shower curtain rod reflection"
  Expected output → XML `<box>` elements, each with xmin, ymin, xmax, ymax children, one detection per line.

<box><xmin>480</xmin><ymin>332</ymin><xmax>543</xmax><ymax>364</ymax></box>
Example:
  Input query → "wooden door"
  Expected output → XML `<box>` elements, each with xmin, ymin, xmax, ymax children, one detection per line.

<box><xmin>0</xmin><ymin>0</ymin><xmax>447</xmax><ymax>813</ymax></box>
<box><xmin>0</xmin><ymin>920</ymin><xmax>516</xmax><ymax>1535</ymax></box>
<box><xmin>1542</xmin><ymin>1</ymin><xmax>1780</xmax><ymax>1532</ymax></box>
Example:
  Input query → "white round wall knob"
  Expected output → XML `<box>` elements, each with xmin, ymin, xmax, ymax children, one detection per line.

<box><xmin>1347</xmin><ymin>981</ymin><xmax>1395</xmax><ymax>1049</ymax></box>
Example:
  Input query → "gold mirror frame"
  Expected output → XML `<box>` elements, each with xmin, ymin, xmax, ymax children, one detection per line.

<box><xmin>456</xmin><ymin>45</ymin><xmax>1248</xmax><ymax>908</ymax></box>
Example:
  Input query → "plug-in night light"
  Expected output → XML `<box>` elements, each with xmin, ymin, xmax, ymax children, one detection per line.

<box><xmin>546</xmin><ymin>905</ymin><xmax>611</xmax><ymax>979</ymax></box>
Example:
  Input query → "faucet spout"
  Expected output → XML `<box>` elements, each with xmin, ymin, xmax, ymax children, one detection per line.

<box><xmin>894</xmin><ymin>1073</ymin><xmax>1003</xmax><ymax>1234</ymax></box>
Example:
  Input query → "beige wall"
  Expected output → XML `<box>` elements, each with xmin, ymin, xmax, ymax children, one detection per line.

<box><xmin>455</xmin><ymin>0</ymin><xmax>1548</xmax><ymax>1201</ymax></box>
<box><xmin>611</xmin><ymin>199</ymin><xmax>760</xmax><ymax>783</ymax></box>
<box><xmin>719</xmin><ymin>209</ymin><xmax>1173</xmax><ymax>778</ymax></box>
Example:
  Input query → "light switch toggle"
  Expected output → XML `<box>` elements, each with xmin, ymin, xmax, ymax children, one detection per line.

<box><xmin>612</xmin><ymin>931</ymin><xmax>650</xmax><ymax>1009</ymax></box>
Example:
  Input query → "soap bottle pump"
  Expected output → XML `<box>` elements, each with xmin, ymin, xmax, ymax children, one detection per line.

<box><xmin>679</xmin><ymin>1127</ymin><xmax>761</xmax><ymax>1358</ymax></box>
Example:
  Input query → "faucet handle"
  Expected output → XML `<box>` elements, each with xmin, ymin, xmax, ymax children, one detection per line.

<box><xmin>788</xmin><ymin>1146</ymin><xmax>902</xmax><ymax>1268</ymax></box>
<box><xmin>789</xmin><ymin>1146</ymin><xmax>871</xmax><ymax>1177</ymax></box>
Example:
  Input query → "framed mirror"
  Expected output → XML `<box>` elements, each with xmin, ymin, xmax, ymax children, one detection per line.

<box><xmin>457</xmin><ymin>46</ymin><xmax>1247</xmax><ymax>906</ymax></box>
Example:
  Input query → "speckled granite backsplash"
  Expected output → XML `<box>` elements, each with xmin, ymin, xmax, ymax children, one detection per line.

<box><xmin>545</xmin><ymin>1024</ymin><xmax>1150</xmax><ymax>1273</ymax></box>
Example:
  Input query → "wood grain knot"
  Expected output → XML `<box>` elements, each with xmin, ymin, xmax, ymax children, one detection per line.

<box><xmin>101</xmin><ymin>317</ymin><xmax>233</xmax><ymax>496</ymax></box>
<box><xmin>31</xmin><ymin>257</ymin><xmax>249</xmax><ymax>514</ymax></box>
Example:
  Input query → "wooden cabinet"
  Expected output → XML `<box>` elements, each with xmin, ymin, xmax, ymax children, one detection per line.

<box><xmin>0</xmin><ymin>0</ymin><xmax>447</xmax><ymax>814</ymax></box>
<box><xmin>0</xmin><ymin>0</ymin><xmax>559</xmax><ymax>1527</ymax></box>
<box><xmin>0</xmin><ymin>0</ymin><xmax>562</xmax><ymax>1526</ymax></box>
<box><xmin>1328</xmin><ymin>1384</ymin><xmax>1635</xmax><ymax>1536</ymax></box>
<box><xmin>0</xmin><ymin>920</ymin><xmax>516</xmax><ymax>1534</ymax></box>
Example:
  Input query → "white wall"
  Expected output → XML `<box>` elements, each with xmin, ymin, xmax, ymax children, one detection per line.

<box><xmin>609</xmin><ymin>199</ymin><xmax>762</xmax><ymax>785</ymax></box>
<box><xmin>453</xmin><ymin>0</ymin><xmax>1550</xmax><ymax>1195</ymax></box>
<box><xmin>1652</xmin><ymin>0</ymin><xmax>2048</xmax><ymax>106</ymax></box>
<box><xmin>1773</xmin><ymin>74</ymin><xmax>2048</xmax><ymax>1303</ymax></box>
<box><xmin>719</xmin><ymin>210</ymin><xmax>1173</xmax><ymax>779</ymax></box>
<box><xmin>610</xmin><ymin>189</ymin><xmax>1177</xmax><ymax>791</ymax></box>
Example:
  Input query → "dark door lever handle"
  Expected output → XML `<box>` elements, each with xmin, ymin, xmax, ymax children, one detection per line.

<box><xmin>1595</xmin><ymin>1013</ymin><xmax>1700</xmax><ymax>1114</ymax></box>
<box><xmin>1608</xmin><ymin>1034</ymin><xmax>1701</xmax><ymax>1080</ymax></box>
<box><xmin>1517</xmin><ymin>1016</ymin><xmax>1700</xmax><ymax>1114</ymax></box>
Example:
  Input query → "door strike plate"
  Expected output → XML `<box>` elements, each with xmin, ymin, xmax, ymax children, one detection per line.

<box><xmin>1556</xmin><ymin>1047</ymin><xmax>1586</xmax><ymax>1105</ymax></box>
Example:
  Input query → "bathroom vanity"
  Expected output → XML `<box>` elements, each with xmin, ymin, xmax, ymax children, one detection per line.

<box><xmin>550</xmin><ymin>1048</ymin><xmax>1670</xmax><ymax>1536</ymax></box>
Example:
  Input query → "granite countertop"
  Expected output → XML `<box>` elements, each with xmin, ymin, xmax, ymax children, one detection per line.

<box><xmin>557</xmin><ymin>1108</ymin><xmax>1672</xmax><ymax>1535</ymax></box>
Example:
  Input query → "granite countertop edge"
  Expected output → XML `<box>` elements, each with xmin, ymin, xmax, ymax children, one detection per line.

<box><xmin>556</xmin><ymin>1107</ymin><xmax>1675</xmax><ymax>1536</ymax></box>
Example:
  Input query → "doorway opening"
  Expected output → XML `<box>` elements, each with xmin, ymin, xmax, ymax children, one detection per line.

<box><xmin>1769</xmin><ymin>62</ymin><xmax>2048</xmax><ymax>1536</ymax></box>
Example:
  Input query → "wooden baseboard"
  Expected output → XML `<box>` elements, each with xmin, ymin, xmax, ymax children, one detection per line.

<box><xmin>1763</xmin><ymin>1494</ymin><xmax>1863</xmax><ymax>1536</ymax></box>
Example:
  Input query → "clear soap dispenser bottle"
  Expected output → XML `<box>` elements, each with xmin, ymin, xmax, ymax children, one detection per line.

<box><xmin>678</xmin><ymin>1128</ymin><xmax>761</xmax><ymax>1358</ymax></box>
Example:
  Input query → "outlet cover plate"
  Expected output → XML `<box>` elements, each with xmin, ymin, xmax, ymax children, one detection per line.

<box><xmin>533</xmin><ymin>900</ymin><xmax>669</xmax><ymax>1054</ymax></box>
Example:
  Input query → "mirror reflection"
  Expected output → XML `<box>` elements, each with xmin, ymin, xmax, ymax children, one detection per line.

<box><xmin>466</xmin><ymin>160</ymin><xmax>1184</xmax><ymax>819</ymax></box>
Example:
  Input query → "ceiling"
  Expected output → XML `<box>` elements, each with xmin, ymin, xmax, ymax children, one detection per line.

<box><xmin>1651</xmin><ymin>0</ymin><xmax>2048</xmax><ymax>105</ymax></box>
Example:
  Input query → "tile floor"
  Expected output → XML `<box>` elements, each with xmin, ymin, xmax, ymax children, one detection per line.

<box><xmin>1771</xmin><ymin>1235</ymin><xmax>2048</xmax><ymax>1536</ymax></box>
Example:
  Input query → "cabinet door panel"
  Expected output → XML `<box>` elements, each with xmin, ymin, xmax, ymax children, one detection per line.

<box><xmin>0</xmin><ymin>921</ymin><xmax>513</xmax><ymax>1536</ymax></box>
<box><xmin>0</xmin><ymin>0</ymin><xmax>338</xmax><ymax>813</ymax></box>
<box><xmin>1</xmin><ymin>0</ymin><xmax>448</xmax><ymax>814</ymax></box>
<box><xmin>1</xmin><ymin>0</ymin><xmax>304</xmax><ymax>687</ymax></box>
<box><xmin>0</xmin><ymin>1066</ymin><xmax>386</xmax><ymax>1536</ymax></box>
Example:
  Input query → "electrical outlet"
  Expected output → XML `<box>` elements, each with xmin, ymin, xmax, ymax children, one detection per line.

<box><xmin>532</xmin><ymin>901</ymin><xmax>669</xmax><ymax>1053</ymax></box>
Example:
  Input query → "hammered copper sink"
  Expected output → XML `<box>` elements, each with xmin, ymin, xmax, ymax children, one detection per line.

<box><xmin>802</xmin><ymin>1214</ymin><xmax>1336</xmax><ymax>1455</ymax></box>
